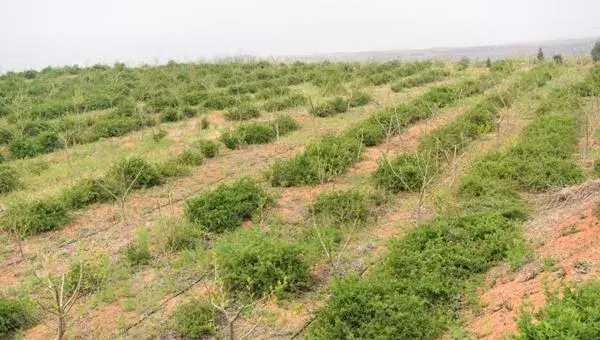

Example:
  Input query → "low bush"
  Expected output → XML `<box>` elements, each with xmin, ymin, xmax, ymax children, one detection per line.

<box><xmin>0</xmin><ymin>127</ymin><xmax>13</xmax><ymax>145</ymax></box>
<box><xmin>373</xmin><ymin>153</ymin><xmax>431</xmax><ymax>193</ymax></box>
<box><xmin>203</xmin><ymin>94</ymin><xmax>237</xmax><ymax>110</ymax></box>
<box><xmin>303</xmin><ymin>135</ymin><xmax>362</xmax><ymax>182</ymax></box>
<box><xmin>223</xmin><ymin>104</ymin><xmax>260</xmax><ymax>121</ymax></box>
<box><xmin>391</xmin><ymin>69</ymin><xmax>449</xmax><ymax>92</ymax></box>
<box><xmin>171</xmin><ymin>299</ymin><xmax>216</xmax><ymax>339</ymax></box>
<box><xmin>310</xmin><ymin>97</ymin><xmax>348</xmax><ymax>117</ymax></box>
<box><xmin>163</xmin><ymin>221</ymin><xmax>205</xmax><ymax>251</ymax></box>
<box><xmin>176</xmin><ymin>149</ymin><xmax>205</xmax><ymax>166</ymax></box>
<box><xmin>124</xmin><ymin>229</ymin><xmax>152</xmax><ymax>267</ymax></box>
<box><xmin>155</xmin><ymin>160</ymin><xmax>191</xmax><ymax>178</ymax></box>
<box><xmin>160</xmin><ymin>107</ymin><xmax>184</xmax><ymax>122</ymax></box>
<box><xmin>238</xmin><ymin>122</ymin><xmax>277</xmax><ymax>144</ymax></box>
<box><xmin>215</xmin><ymin>230</ymin><xmax>311</xmax><ymax>298</ymax></box>
<box><xmin>267</xmin><ymin>155</ymin><xmax>317</xmax><ymax>187</ymax></box>
<box><xmin>0</xmin><ymin>298</ymin><xmax>37</xmax><ymax>337</ymax></box>
<box><xmin>0</xmin><ymin>165</ymin><xmax>19</xmax><ymax>194</ymax></box>
<box><xmin>195</xmin><ymin>140</ymin><xmax>219</xmax><ymax>158</ymax></box>
<box><xmin>200</xmin><ymin>116</ymin><xmax>209</xmax><ymax>130</ymax></box>
<box><xmin>64</xmin><ymin>253</ymin><xmax>110</xmax><ymax>295</ymax></box>
<box><xmin>262</xmin><ymin>93</ymin><xmax>307</xmax><ymax>112</ymax></box>
<box><xmin>92</xmin><ymin>116</ymin><xmax>149</xmax><ymax>138</ymax></box>
<box><xmin>311</xmin><ymin>190</ymin><xmax>368</xmax><ymax>226</ymax></box>
<box><xmin>269</xmin><ymin>135</ymin><xmax>362</xmax><ymax>187</ymax></box>
<box><xmin>0</xmin><ymin>199</ymin><xmax>71</xmax><ymax>235</ymax></box>
<box><xmin>61</xmin><ymin>178</ymin><xmax>115</xmax><ymax>209</ymax></box>
<box><xmin>307</xmin><ymin>276</ymin><xmax>443</xmax><ymax>339</ymax></box>
<box><xmin>219</xmin><ymin>131</ymin><xmax>241</xmax><ymax>150</ymax></box>
<box><xmin>348</xmin><ymin>92</ymin><xmax>371</xmax><ymax>107</ymax></box>
<box><xmin>185</xmin><ymin>177</ymin><xmax>267</xmax><ymax>233</ymax></box>
<box><xmin>106</xmin><ymin>157</ymin><xmax>164</xmax><ymax>191</ymax></box>
<box><xmin>515</xmin><ymin>281</ymin><xmax>600</xmax><ymax>339</ymax></box>
<box><xmin>272</xmin><ymin>115</ymin><xmax>300</xmax><ymax>135</ymax></box>
<box><xmin>9</xmin><ymin>137</ymin><xmax>43</xmax><ymax>159</ymax></box>
<box><xmin>151</xmin><ymin>128</ymin><xmax>167</xmax><ymax>142</ymax></box>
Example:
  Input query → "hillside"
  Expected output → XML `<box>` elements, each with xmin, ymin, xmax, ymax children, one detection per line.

<box><xmin>0</xmin><ymin>57</ymin><xmax>600</xmax><ymax>339</ymax></box>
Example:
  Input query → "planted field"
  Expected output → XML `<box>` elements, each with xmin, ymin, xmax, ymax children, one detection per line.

<box><xmin>1</xmin><ymin>58</ymin><xmax>600</xmax><ymax>340</ymax></box>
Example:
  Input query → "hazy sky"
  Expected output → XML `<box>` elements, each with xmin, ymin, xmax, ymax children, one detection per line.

<box><xmin>1</xmin><ymin>0</ymin><xmax>599</xmax><ymax>70</ymax></box>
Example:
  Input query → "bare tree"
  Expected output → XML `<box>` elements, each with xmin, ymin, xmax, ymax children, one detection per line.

<box><xmin>34</xmin><ymin>263</ymin><xmax>83</xmax><ymax>340</ymax></box>
<box><xmin>95</xmin><ymin>166</ymin><xmax>145</xmax><ymax>223</ymax></box>
<box><xmin>380</xmin><ymin>150</ymin><xmax>438</xmax><ymax>225</ymax></box>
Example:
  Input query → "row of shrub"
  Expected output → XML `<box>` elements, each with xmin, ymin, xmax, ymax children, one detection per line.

<box><xmin>267</xmin><ymin>76</ymin><xmax>495</xmax><ymax>187</ymax></box>
<box><xmin>0</xmin><ymin>140</ymin><xmax>220</xmax><ymax>235</ymax></box>
<box><xmin>309</xmin><ymin>92</ymin><xmax>371</xmax><ymax>117</ymax></box>
<box><xmin>220</xmin><ymin>115</ymin><xmax>300</xmax><ymax>149</ymax></box>
<box><xmin>390</xmin><ymin>68</ymin><xmax>450</xmax><ymax>92</ymax></box>
<box><xmin>374</xmin><ymin>62</ymin><xmax>560</xmax><ymax>193</ymax></box>
<box><xmin>306</xmin><ymin>66</ymin><xmax>595</xmax><ymax>339</ymax></box>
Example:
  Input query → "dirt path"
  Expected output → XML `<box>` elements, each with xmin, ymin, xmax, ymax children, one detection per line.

<box><xmin>468</xmin><ymin>181</ymin><xmax>600</xmax><ymax>339</ymax></box>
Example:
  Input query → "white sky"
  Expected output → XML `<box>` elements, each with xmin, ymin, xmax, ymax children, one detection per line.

<box><xmin>1</xmin><ymin>0</ymin><xmax>599</xmax><ymax>70</ymax></box>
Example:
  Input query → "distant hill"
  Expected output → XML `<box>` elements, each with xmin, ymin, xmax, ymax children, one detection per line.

<box><xmin>279</xmin><ymin>37</ymin><xmax>597</xmax><ymax>62</ymax></box>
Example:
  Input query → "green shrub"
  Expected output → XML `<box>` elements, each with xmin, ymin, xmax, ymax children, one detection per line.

<box><xmin>9</xmin><ymin>137</ymin><xmax>42</xmax><ymax>158</ymax></box>
<box><xmin>0</xmin><ymin>298</ymin><xmax>37</xmax><ymax>337</ymax></box>
<box><xmin>61</xmin><ymin>178</ymin><xmax>115</xmax><ymax>209</ymax></box>
<box><xmin>219</xmin><ymin>131</ymin><xmax>241</xmax><ymax>150</ymax></box>
<box><xmin>457</xmin><ymin>57</ymin><xmax>470</xmax><ymax>70</ymax></box>
<box><xmin>307</xmin><ymin>276</ymin><xmax>444</xmax><ymax>340</ymax></box>
<box><xmin>303</xmin><ymin>135</ymin><xmax>362</xmax><ymax>182</ymax></box>
<box><xmin>155</xmin><ymin>159</ymin><xmax>190</xmax><ymax>178</ymax></box>
<box><xmin>311</xmin><ymin>190</ymin><xmax>368</xmax><ymax>226</ymax></box>
<box><xmin>373</xmin><ymin>153</ymin><xmax>431</xmax><ymax>193</ymax></box>
<box><xmin>268</xmin><ymin>135</ymin><xmax>362</xmax><ymax>186</ymax></box>
<box><xmin>185</xmin><ymin>177</ymin><xmax>267</xmax><ymax>233</ymax></box>
<box><xmin>152</xmin><ymin>128</ymin><xmax>167</xmax><ymax>142</ymax></box>
<box><xmin>0</xmin><ymin>127</ymin><xmax>13</xmax><ymax>145</ymax></box>
<box><xmin>238</xmin><ymin>122</ymin><xmax>277</xmax><ymax>144</ymax></box>
<box><xmin>490</xmin><ymin>60</ymin><xmax>518</xmax><ymax>74</ymax></box>
<box><xmin>124</xmin><ymin>229</ymin><xmax>152</xmax><ymax>267</ymax></box>
<box><xmin>310</xmin><ymin>97</ymin><xmax>348</xmax><ymax>117</ymax></box>
<box><xmin>1</xmin><ymin>199</ymin><xmax>71</xmax><ymax>235</ymax></box>
<box><xmin>215</xmin><ymin>230</ymin><xmax>311</xmax><ymax>298</ymax></box>
<box><xmin>163</xmin><ymin>221</ymin><xmax>205</xmax><ymax>251</ymax></box>
<box><xmin>348</xmin><ymin>92</ymin><xmax>371</xmax><ymax>107</ymax></box>
<box><xmin>200</xmin><ymin>116</ymin><xmax>209</xmax><ymax>130</ymax></box>
<box><xmin>272</xmin><ymin>115</ymin><xmax>300</xmax><ymax>135</ymax></box>
<box><xmin>223</xmin><ymin>104</ymin><xmax>260</xmax><ymax>121</ymax></box>
<box><xmin>92</xmin><ymin>116</ymin><xmax>149</xmax><ymax>138</ymax></box>
<box><xmin>180</xmin><ymin>105</ymin><xmax>198</xmax><ymax>118</ymax></box>
<box><xmin>64</xmin><ymin>253</ymin><xmax>110</xmax><ymax>295</ymax></box>
<box><xmin>171</xmin><ymin>299</ymin><xmax>216</xmax><ymax>339</ymax></box>
<box><xmin>391</xmin><ymin>69</ymin><xmax>449</xmax><ymax>92</ymax></box>
<box><xmin>515</xmin><ymin>281</ymin><xmax>600</xmax><ymax>339</ymax></box>
<box><xmin>267</xmin><ymin>155</ymin><xmax>317</xmax><ymax>187</ymax></box>
<box><xmin>106</xmin><ymin>157</ymin><xmax>164</xmax><ymax>191</ymax></box>
<box><xmin>262</xmin><ymin>94</ymin><xmax>307</xmax><ymax>111</ymax></box>
<box><xmin>113</xmin><ymin>100</ymin><xmax>136</xmax><ymax>117</ymax></box>
<box><xmin>160</xmin><ymin>107</ymin><xmax>184</xmax><ymax>122</ymax></box>
<box><xmin>345</xmin><ymin>118</ymin><xmax>388</xmax><ymax>147</ymax></box>
<box><xmin>177</xmin><ymin>149</ymin><xmax>205</xmax><ymax>166</ymax></box>
<box><xmin>203</xmin><ymin>94</ymin><xmax>237</xmax><ymax>110</ymax></box>
<box><xmin>195</xmin><ymin>140</ymin><xmax>219</xmax><ymax>158</ymax></box>
<box><xmin>0</xmin><ymin>165</ymin><xmax>19</xmax><ymax>194</ymax></box>
<box><xmin>385</xmin><ymin>212</ymin><xmax>519</xmax><ymax>304</ymax></box>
